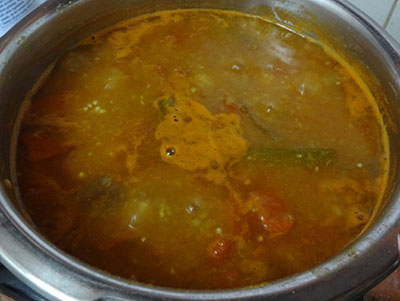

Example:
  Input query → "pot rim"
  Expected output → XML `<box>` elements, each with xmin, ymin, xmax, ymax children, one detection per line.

<box><xmin>1</xmin><ymin>0</ymin><xmax>400</xmax><ymax>300</ymax></box>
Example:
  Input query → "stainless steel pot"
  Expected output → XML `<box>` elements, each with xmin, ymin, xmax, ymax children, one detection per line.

<box><xmin>0</xmin><ymin>0</ymin><xmax>400</xmax><ymax>300</ymax></box>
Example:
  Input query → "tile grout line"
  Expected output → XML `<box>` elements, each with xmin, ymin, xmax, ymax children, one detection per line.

<box><xmin>384</xmin><ymin>0</ymin><xmax>398</xmax><ymax>28</ymax></box>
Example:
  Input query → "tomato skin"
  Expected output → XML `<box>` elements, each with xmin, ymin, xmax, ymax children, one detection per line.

<box><xmin>170</xmin><ymin>28</ymin><xmax>187</xmax><ymax>46</ymax></box>
<box><xmin>23</xmin><ymin>130</ymin><xmax>64</xmax><ymax>162</ymax></box>
<box><xmin>207</xmin><ymin>238</ymin><xmax>233</xmax><ymax>262</ymax></box>
<box><xmin>224</xmin><ymin>101</ymin><xmax>237</xmax><ymax>113</ymax></box>
<box><xmin>245</xmin><ymin>191</ymin><xmax>294</xmax><ymax>237</ymax></box>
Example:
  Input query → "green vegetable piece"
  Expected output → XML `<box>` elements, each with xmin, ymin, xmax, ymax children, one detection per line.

<box><xmin>157</xmin><ymin>97</ymin><xmax>176</xmax><ymax>119</ymax></box>
<box><xmin>248</xmin><ymin>148</ymin><xmax>335</xmax><ymax>167</ymax></box>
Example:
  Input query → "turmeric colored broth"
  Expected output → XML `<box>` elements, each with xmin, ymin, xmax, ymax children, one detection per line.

<box><xmin>15</xmin><ymin>9</ymin><xmax>389</xmax><ymax>289</ymax></box>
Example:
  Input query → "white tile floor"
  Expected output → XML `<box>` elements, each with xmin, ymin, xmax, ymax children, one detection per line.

<box><xmin>348</xmin><ymin>0</ymin><xmax>400</xmax><ymax>42</ymax></box>
<box><xmin>386</xmin><ymin>1</ymin><xmax>400</xmax><ymax>42</ymax></box>
<box><xmin>348</xmin><ymin>0</ymin><xmax>395</xmax><ymax>26</ymax></box>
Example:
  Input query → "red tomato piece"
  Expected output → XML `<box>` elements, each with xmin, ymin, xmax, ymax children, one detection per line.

<box><xmin>248</xmin><ymin>192</ymin><xmax>294</xmax><ymax>236</ymax></box>
<box><xmin>207</xmin><ymin>238</ymin><xmax>233</xmax><ymax>262</ymax></box>
<box><xmin>223</xmin><ymin>98</ymin><xmax>237</xmax><ymax>113</ymax></box>
<box><xmin>171</xmin><ymin>27</ymin><xmax>187</xmax><ymax>46</ymax></box>
<box><xmin>23</xmin><ymin>130</ymin><xmax>64</xmax><ymax>162</ymax></box>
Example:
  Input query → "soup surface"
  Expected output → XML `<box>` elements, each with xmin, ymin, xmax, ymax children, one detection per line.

<box><xmin>16</xmin><ymin>9</ymin><xmax>389</xmax><ymax>289</ymax></box>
